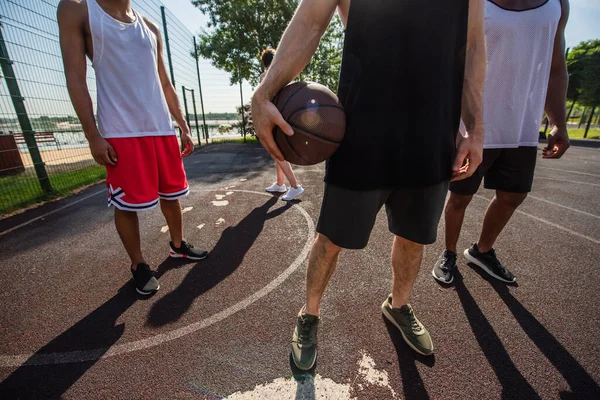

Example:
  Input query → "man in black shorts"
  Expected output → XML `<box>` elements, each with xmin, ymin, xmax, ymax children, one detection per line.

<box><xmin>252</xmin><ymin>0</ymin><xmax>486</xmax><ymax>369</ymax></box>
<box><xmin>432</xmin><ymin>0</ymin><xmax>570</xmax><ymax>285</ymax></box>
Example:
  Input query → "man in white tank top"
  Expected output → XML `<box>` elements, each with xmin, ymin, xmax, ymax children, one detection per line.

<box><xmin>433</xmin><ymin>0</ymin><xmax>570</xmax><ymax>285</ymax></box>
<box><xmin>58</xmin><ymin>0</ymin><xmax>208</xmax><ymax>296</ymax></box>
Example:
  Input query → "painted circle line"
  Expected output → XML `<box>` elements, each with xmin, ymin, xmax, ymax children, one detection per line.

<box><xmin>0</xmin><ymin>190</ymin><xmax>315</xmax><ymax>367</ymax></box>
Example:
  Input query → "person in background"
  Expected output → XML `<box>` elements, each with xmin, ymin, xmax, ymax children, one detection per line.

<box><xmin>433</xmin><ymin>0</ymin><xmax>570</xmax><ymax>285</ymax></box>
<box><xmin>260</xmin><ymin>48</ymin><xmax>305</xmax><ymax>202</ymax></box>
<box><xmin>58</xmin><ymin>0</ymin><xmax>208</xmax><ymax>296</ymax></box>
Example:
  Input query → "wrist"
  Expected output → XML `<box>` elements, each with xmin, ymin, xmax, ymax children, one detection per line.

<box><xmin>85</xmin><ymin>130</ymin><xmax>102</xmax><ymax>142</ymax></box>
<box><xmin>254</xmin><ymin>85</ymin><xmax>275</xmax><ymax>102</ymax></box>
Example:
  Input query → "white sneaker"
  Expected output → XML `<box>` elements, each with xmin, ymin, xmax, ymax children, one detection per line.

<box><xmin>282</xmin><ymin>185</ymin><xmax>304</xmax><ymax>201</ymax></box>
<box><xmin>266</xmin><ymin>183</ymin><xmax>287</xmax><ymax>193</ymax></box>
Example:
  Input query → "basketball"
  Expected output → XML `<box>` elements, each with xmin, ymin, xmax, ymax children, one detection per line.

<box><xmin>272</xmin><ymin>82</ymin><xmax>346</xmax><ymax>166</ymax></box>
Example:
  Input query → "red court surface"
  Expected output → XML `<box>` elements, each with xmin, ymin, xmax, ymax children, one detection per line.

<box><xmin>1</xmin><ymin>143</ymin><xmax>599</xmax><ymax>399</ymax></box>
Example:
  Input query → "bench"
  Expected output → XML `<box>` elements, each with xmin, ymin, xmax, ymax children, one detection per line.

<box><xmin>12</xmin><ymin>132</ymin><xmax>60</xmax><ymax>149</ymax></box>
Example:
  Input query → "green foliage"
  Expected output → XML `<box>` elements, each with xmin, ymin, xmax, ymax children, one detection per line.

<box><xmin>567</xmin><ymin>40</ymin><xmax>600</xmax><ymax>107</ymax></box>
<box><xmin>193</xmin><ymin>0</ymin><xmax>344</xmax><ymax>90</ymax></box>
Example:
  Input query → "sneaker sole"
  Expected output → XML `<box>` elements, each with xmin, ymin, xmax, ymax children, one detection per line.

<box><xmin>169</xmin><ymin>251</ymin><xmax>208</xmax><ymax>261</ymax></box>
<box><xmin>381</xmin><ymin>304</ymin><xmax>433</xmax><ymax>356</ymax></box>
<box><xmin>281</xmin><ymin>193</ymin><xmax>304</xmax><ymax>202</ymax></box>
<box><xmin>136</xmin><ymin>284</ymin><xmax>160</xmax><ymax>296</ymax></box>
<box><xmin>266</xmin><ymin>189</ymin><xmax>287</xmax><ymax>193</ymax></box>
<box><xmin>431</xmin><ymin>268</ymin><xmax>454</xmax><ymax>284</ymax></box>
<box><xmin>463</xmin><ymin>249</ymin><xmax>516</xmax><ymax>283</ymax></box>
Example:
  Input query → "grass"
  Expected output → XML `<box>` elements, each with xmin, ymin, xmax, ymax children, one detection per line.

<box><xmin>0</xmin><ymin>165</ymin><xmax>106</xmax><ymax>215</ymax></box>
<box><xmin>567</xmin><ymin>128</ymin><xmax>600</xmax><ymax>139</ymax></box>
<box><xmin>210</xmin><ymin>136</ymin><xmax>259</xmax><ymax>144</ymax></box>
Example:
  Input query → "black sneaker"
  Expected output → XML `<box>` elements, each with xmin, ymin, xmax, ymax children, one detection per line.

<box><xmin>464</xmin><ymin>244</ymin><xmax>516</xmax><ymax>283</ymax></box>
<box><xmin>131</xmin><ymin>263</ymin><xmax>160</xmax><ymax>295</ymax></box>
<box><xmin>169</xmin><ymin>240</ymin><xmax>208</xmax><ymax>260</ymax></box>
<box><xmin>432</xmin><ymin>250</ymin><xmax>457</xmax><ymax>284</ymax></box>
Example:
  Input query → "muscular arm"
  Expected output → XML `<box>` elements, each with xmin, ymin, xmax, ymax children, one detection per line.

<box><xmin>453</xmin><ymin>0</ymin><xmax>486</xmax><ymax>180</ymax></box>
<box><xmin>252</xmin><ymin>0</ymin><xmax>340</xmax><ymax>160</ymax></box>
<box><xmin>58</xmin><ymin>0</ymin><xmax>116</xmax><ymax>166</ymax></box>
<box><xmin>543</xmin><ymin>0</ymin><xmax>570</xmax><ymax>159</ymax></box>
<box><xmin>144</xmin><ymin>18</ymin><xmax>193</xmax><ymax>156</ymax></box>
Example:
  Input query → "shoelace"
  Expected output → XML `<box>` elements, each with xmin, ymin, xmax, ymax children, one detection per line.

<box><xmin>406</xmin><ymin>309</ymin><xmax>422</xmax><ymax>332</ymax></box>
<box><xmin>180</xmin><ymin>241</ymin><xmax>194</xmax><ymax>251</ymax></box>
<box><xmin>299</xmin><ymin>317</ymin><xmax>314</xmax><ymax>344</ymax></box>
<box><xmin>440</xmin><ymin>252</ymin><xmax>456</xmax><ymax>273</ymax></box>
<box><xmin>487</xmin><ymin>249</ymin><xmax>507</xmax><ymax>273</ymax></box>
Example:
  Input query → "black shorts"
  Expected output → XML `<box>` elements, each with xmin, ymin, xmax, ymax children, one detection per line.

<box><xmin>450</xmin><ymin>147</ymin><xmax>537</xmax><ymax>196</ymax></box>
<box><xmin>316</xmin><ymin>182</ymin><xmax>449</xmax><ymax>249</ymax></box>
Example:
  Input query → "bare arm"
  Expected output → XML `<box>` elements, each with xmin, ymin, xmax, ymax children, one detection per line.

<box><xmin>543</xmin><ymin>0</ymin><xmax>570</xmax><ymax>159</ymax></box>
<box><xmin>453</xmin><ymin>0</ymin><xmax>486</xmax><ymax>181</ymax></box>
<box><xmin>57</xmin><ymin>0</ymin><xmax>116</xmax><ymax>166</ymax></box>
<box><xmin>252</xmin><ymin>0</ymin><xmax>339</xmax><ymax>160</ymax></box>
<box><xmin>144</xmin><ymin>18</ymin><xmax>193</xmax><ymax>156</ymax></box>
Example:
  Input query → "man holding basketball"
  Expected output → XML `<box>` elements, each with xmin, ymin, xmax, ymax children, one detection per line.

<box><xmin>432</xmin><ymin>0</ymin><xmax>570</xmax><ymax>285</ymax></box>
<box><xmin>58</xmin><ymin>0</ymin><xmax>208</xmax><ymax>296</ymax></box>
<box><xmin>253</xmin><ymin>0</ymin><xmax>486</xmax><ymax>369</ymax></box>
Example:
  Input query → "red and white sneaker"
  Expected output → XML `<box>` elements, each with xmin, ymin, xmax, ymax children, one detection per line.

<box><xmin>169</xmin><ymin>240</ymin><xmax>208</xmax><ymax>260</ymax></box>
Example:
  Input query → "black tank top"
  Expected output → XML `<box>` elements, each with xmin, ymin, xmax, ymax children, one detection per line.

<box><xmin>325</xmin><ymin>0</ymin><xmax>469</xmax><ymax>189</ymax></box>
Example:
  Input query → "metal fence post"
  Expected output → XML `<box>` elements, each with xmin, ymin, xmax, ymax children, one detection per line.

<box><xmin>238</xmin><ymin>66</ymin><xmax>246</xmax><ymax>143</ymax></box>
<box><xmin>0</xmin><ymin>23</ymin><xmax>52</xmax><ymax>194</ymax></box>
<box><xmin>181</xmin><ymin>86</ymin><xmax>191</xmax><ymax>150</ymax></box>
<box><xmin>160</xmin><ymin>6</ymin><xmax>176</xmax><ymax>86</ymax></box>
<box><xmin>191</xmin><ymin>89</ymin><xmax>201</xmax><ymax>146</ymax></box>
<box><xmin>193</xmin><ymin>37</ymin><xmax>209</xmax><ymax>143</ymax></box>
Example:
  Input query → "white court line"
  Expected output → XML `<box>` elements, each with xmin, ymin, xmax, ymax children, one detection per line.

<box><xmin>534</xmin><ymin>176</ymin><xmax>600</xmax><ymax>188</ymax></box>
<box><xmin>473</xmin><ymin>194</ymin><xmax>600</xmax><ymax>245</ymax></box>
<box><xmin>537</xmin><ymin>166</ymin><xmax>600</xmax><ymax>178</ymax></box>
<box><xmin>0</xmin><ymin>189</ymin><xmax>106</xmax><ymax>237</ymax></box>
<box><xmin>527</xmin><ymin>195</ymin><xmax>600</xmax><ymax>220</ymax></box>
<box><xmin>0</xmin><ymin>190</ymin><xmax>315</xmax><ymax>367</ymax></box>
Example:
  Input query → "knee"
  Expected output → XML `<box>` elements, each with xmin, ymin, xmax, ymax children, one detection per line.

<box><xmin>315</xmin><ymin>233</ymin><xmax>342</xmax><ymax>258</ymax></box>
<box><xmin>496</xmin><ymin>192</ymin><xmax>528</xmax><ymax>209</ymax></box>
<box><xmin>447</xmin><ymin>193</ymin><xmax>472</xmax><ymax>212</ymax></box>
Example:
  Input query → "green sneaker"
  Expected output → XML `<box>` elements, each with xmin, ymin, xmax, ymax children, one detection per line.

<box><xmin>381</xmin><ymin>296</ymin><xmax>433</xmax><ymax>356</ymax></box>
<box><xmin>291</xmin><ymin>306</ymin><xmax>320</xmax><ymax>370</ymax></box>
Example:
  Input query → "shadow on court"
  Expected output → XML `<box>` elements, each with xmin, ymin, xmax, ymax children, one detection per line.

<box><xmin>147</xmin><ymin>196</ymin><xmax>291</xmax><ymax>327</ymax></box>
<box><xmin>0</xmin><ymin>197</ymin><xmax>290</xmax><ymax>398</ymax></box>
<box><xmin>383</xmin><ymin>317</ymin><xmax>435</xmax><ymax>400</ymax></box>
<box><xmin>465</xmin><ymin>264</ymin><xmax>600</xmax><ymax>399</ymax></box>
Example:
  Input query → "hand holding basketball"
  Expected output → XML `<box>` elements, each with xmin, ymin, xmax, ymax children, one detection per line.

<box><xmin>252</xmin><ymin>88</ymin><xmax>294</xmax><ymax>162</ymax></box>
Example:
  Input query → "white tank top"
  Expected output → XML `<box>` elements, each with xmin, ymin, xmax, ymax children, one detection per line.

<box><xmin>482</xmin><ymin>0</ymin><xmax>561</xmax><ymax>148</ymax></box>
<box><xmin>87</xmin><ymin>0</ymin><xmax>174</xmax><ymax>138</ymax></box>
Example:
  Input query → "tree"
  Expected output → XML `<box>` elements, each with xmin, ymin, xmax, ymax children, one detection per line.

<box><xmin>193</xmin><ymin>0</ymin><xmax>344</xmax><ymax>90</ymax></box>
<box><xmin>567</xmin><ymin>40</ymin><xmax>600</xmax><ymax>137</ymax></box>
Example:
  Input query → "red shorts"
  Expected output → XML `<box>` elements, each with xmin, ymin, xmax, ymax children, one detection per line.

<box><xmin>105</xmin><ymin>135</ymin><xmax>188</xmax><ymax>211</ymax></box>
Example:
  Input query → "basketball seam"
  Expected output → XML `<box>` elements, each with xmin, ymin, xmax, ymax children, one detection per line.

<box><xmin>282</xmin><ymin>131</ymin><xmax>310</xmax><ymax>164</ymax></box>
<box><xmin>278</xmin><ymin>83</ymin><xmax>311</xmax><ymax>115</ymax></box>
<box><xmin>288</xmin><ymin>123</ymin><xmax>343</xmax><ymax>145</ymax></box>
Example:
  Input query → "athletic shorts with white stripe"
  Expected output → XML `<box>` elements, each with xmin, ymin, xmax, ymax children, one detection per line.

<box><xmin>105</xmin><ymin>135</ymin><xmax>189</xmax><ymax>212</ymax></box>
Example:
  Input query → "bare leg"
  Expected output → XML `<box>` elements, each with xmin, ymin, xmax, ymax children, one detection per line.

<box><xmin>114</xmin><ymin>208</ymin><xmax>145</xmax><ymax>268</ymax></box>
<box><xmin>275</xmin><ymin>163</ymin><xmax>285</xmax><ymax>186</ymax></box>
<box><xmin>444</xmin><ymin>192</ymin><xmax>473</xmax><ymax>253</ymax></box>
<box><xmin>477</xmin><ymin>191</ymin><xmax>527</xmax><ymax>253</ymax></box>
<box><xmin>276</xmin><ymin>159</ymin><xmax>299</xmax><ymax>189</ymax></box>
<box><xmin>305</xmin><ymin>234</ymin><xmax>342</xmax><ymax>316</ymax></box>
<box><xmin>390</xmin><ymin>236</ymin><xmax>424</xmax><ymax>308</ymax></box>
<box><xmin>160</xmin><ymin>198</ymin><xmax>183</xmax><ymax>248</ymax></box>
